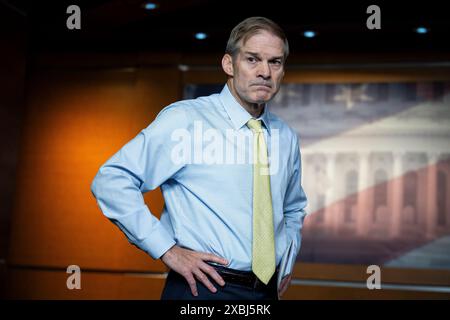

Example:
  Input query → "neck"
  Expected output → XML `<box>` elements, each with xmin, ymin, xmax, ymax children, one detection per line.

<box><xmin>227</xmin><ymin>80</ymin><xmax>265</xmax><ymax>118</ymax></box>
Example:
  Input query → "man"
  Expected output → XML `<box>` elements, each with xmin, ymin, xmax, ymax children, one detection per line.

<box><xmin>91</xmin><ymin>16</ymin><xmax>307</xmax><ymax>300</ymax></box>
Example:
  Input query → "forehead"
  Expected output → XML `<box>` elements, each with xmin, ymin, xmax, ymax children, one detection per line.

<box><xmin>240</xmin><ymin>30</ymin><xmax>285</xmax><ymax>57</ymax></box>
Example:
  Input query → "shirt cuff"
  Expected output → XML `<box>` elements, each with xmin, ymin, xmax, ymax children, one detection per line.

<box><xmin>136</xmin><ymin>224</ymin><xmax>176</xmax><ymax>259</ymax></box>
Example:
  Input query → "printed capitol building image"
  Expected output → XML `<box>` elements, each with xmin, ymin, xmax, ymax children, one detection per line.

<box><xmin>269</xmin><ymin>81</ymin><xmax>450</xmax><ymax>268</ymax></box>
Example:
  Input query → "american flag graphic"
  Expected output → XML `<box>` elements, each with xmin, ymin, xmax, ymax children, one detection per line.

<box><xmin>184</xmin><ymin>81</ymin><xmax>450</xmax><ymax>270</ymax></box>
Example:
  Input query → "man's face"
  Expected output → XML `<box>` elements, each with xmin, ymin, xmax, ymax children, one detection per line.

<box><xmin>222</xmin><ymin>30</ymin><xmax>286</xmax><ymax>109</ymax></box>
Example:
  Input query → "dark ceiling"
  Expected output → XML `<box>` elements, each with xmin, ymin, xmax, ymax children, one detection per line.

<box><xmin>4</xmin><ymin>0</ymin><xmax>450</xmax><ymax>55</ymax></box>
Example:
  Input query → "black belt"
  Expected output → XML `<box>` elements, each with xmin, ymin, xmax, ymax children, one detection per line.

<box><xmin>208</xmin><ymin>263</ymin><xmax>278</xmax><ymax>290</ymax></box>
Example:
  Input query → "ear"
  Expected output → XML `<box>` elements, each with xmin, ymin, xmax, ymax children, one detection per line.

<box><xmin>221</xmin><ymin>54</ymin><xmax>234</xmax><ymax>77</ymax></box>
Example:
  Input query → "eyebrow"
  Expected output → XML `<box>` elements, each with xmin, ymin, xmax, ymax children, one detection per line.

<box><xmin>243</xmin><ymin>51</ymin><xmax>284</xmax><ymax>61</ymax></box>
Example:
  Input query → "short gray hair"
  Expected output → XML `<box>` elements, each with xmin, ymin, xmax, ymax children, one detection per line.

<box><xmin>225</xmin><ymin>17</ymin><xmax>289</xmax><ymax>61</ymax></box>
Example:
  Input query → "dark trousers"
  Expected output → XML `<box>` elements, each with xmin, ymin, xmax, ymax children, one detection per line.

<box><xmin>160</xmin><ymin>269</ymin><xmax>278</xmax><ymax>300</ymax></box>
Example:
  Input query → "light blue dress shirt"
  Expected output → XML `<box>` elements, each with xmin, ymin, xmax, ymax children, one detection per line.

<box><xmin>91</xmin><ymin>84</ymin><xmax>308</xmax><ymax>273</ymax></box>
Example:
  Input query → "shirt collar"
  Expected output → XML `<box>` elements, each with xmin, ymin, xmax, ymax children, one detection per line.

<box><xmin>219</xmin><ymin>84</ymin><xmax>272</xmax><ymax>135</ymax></box>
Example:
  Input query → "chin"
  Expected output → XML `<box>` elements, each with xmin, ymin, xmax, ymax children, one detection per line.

<box><xmin>253</xmin><ymin>94</ymin><xmax>272</xmax><ymax>103</ymax></box>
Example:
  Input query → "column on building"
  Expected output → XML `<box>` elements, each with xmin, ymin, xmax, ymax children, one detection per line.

<box><xmin>325</xmin><ymin>153</ymin><xmax>336</xmax><ymax>234</ymax></box>
<box><xmin>356</xmin><ymin>152</ymin><xmax>370</xmax><ymax>237</ymax></box>
<box><xmin>390</xmin><ymin>152</ymin><xmax>404</xmax><ymax>238</ymax></box>
<box><xmin>425</xmin><ymin>153</ymin><xmax>439</xmax><ymax>239</ymax></box>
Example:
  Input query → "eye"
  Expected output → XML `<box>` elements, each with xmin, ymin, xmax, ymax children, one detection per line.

<box><xmin>247</xmin><ymin>57</ymin><xmax>257</xmax><ymax>63</ymax></box>
<box><xmin>271</xmin><ymin>60</ymin><xmax>282</xmax><ymax>66</ymax></box>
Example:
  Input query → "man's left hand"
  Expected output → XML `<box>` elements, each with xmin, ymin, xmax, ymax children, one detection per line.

<box><xmin>278</xmin><ymin>274</ymin><xmax>292</xmax><ymax>298</ymax></box>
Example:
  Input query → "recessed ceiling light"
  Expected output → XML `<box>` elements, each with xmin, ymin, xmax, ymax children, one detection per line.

<box><xmin>195</xmin><ymin>32</ymin><xmax>208</xmax><ymax>40</ymax></box>
<box><xmin>415</xmin><ymin>26</ymin><xmax>428</xmax><ymax>34</ymax></box>
<box><xmin>144</xmin><ymin>2</ymin><xmax>158</xmax><ymax>10</ymax></box>
<box><xmin>303</xmin><ymin>30</ymin><xmax>316</xmax><ymax>38</ymax></box>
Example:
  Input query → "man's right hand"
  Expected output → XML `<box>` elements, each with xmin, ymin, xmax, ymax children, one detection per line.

<box><xmin>160</xmin><ymin>245</ymin><xmax>229</xmax><ymax>297</ymax></box>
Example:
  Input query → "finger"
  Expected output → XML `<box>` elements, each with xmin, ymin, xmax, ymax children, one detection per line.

<box><xmin>282</xmin><ymin>283</ymin><xmax>289</xmax><ymax>295</ymax></box>
<box><xmin>280</xmin><ymin>286</ymin><xmax>287</xmax><ymax>297</ymax></box>
<box><xmin>280</xmin><ymin>277</ymin><xmax>290</xmax><ymax>295</ymax></box>
<box><xmin>200</xmin><ymin>253</ymin><xmax>229</xmax><ymax>266</ymax></box>
<box><xmin>279</xmin><ymin>282</ymin><xmax>286</xmax><ymax>295</ymax></box>
<box><xmin>199</xmin><ymin>264</ymin><xmax>225</xmax><ymax>286</ymax></box>
<box><xmin>278</xmin><ymin>279</ymin><xmax>286</xmax><ymax>291</ymax></box>
<box><xmin>184</xmin><ymin>273</ymin><xmax>198</xmax><ymax>297</ymax></box>
<box><xmin>193</xmin><ymin>269</ymin><xmax>217</xmax><ymax>293</ymax></box>
<box><xmin>279</xmin><ymin>282</ymin><xmax>287</xmax><ymax>296</ymax></box>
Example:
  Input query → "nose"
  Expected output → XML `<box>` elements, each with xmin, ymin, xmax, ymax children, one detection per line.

<box><xmin>257</xmin><ymin>61</ymin><xmax>271</xmax><ymax>80</ymax></box>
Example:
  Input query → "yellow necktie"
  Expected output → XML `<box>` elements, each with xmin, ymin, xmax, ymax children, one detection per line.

<box><xmin>247</xmin><ymin>119</ymin><xmax>276</xmax><ymax>285</ymax></box>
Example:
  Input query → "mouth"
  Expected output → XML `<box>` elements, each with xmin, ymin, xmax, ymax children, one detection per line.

<box><xmin>252</xmin><ymin>84</ymin><xmax>272</xmax><ymax>90</ymax></box>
